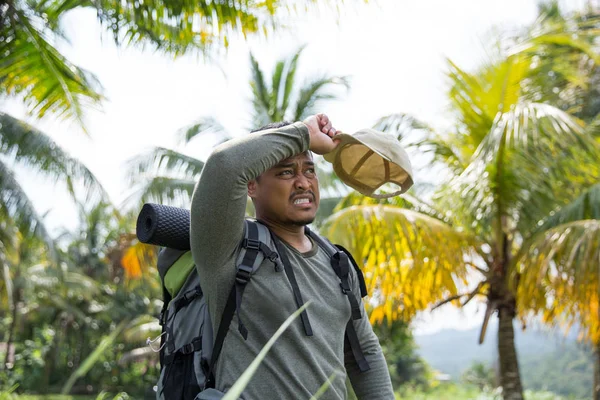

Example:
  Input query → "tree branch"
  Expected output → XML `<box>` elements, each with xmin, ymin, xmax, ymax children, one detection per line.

<box><xmin>431</xmin><ymin>294</ymin><xmax>464</xmax><ymax>311</ymax></box>
<box><xmin>432</xmin><ymin>282</ymin><xmax>487</xmax><ymax>311</ymax></box>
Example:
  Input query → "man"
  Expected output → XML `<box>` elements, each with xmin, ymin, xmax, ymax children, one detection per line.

<box><xmin>190</xmin><ymin>114</ymin><xmax>394</xmax><ymax>399</ymax></box>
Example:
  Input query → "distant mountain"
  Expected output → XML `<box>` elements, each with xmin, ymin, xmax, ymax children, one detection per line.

<box><xmin>415</xmin><ymin>321</ymin><xmax>594</xmax><ymax>399</ymax></box>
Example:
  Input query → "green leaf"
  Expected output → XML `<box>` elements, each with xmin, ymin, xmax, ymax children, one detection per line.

<box><xmin>534</xmin><ymin>183</ymin><xmax>600</xmax><ymax>233</ymax></box>
<box><xmin>323</xmin><ymin>206</ymin><xmax>482</xmax><ymax>321</ymax></box>
<box><xmin>128</xmin><ymin>146</ymin><xmax>205</xmax><ymax>180</ymax></box>
<box><xmin>443</xmin><ymin>102</ymin><xmax>599</xmax><ymax>240</ymax></box>
<box><xmin>0</xmin><ymin>8</ymin><xmax>103</xmax><ymax>128</ymax></box>
<box><xmin>310</xmin><ymin>371</ymin><xmax>343</xmax><ymax>400</ymax></box>
<box><xmin>249</xmin><ymin>51</ymin><xmax>272</xmax><ymax>126</ymax></box>
<box><xmin>0</xmin><ymin>112</ymin><xmax>108</xmax><ymax>203</ymax></box>
<box><xmin>0</xmin><ymin>158</ymin><xmax>54</xmax><ymax>251</ymax></box>
<box><xmin>293</xmin><ymin>75</ymin><xmax>350</xmax><ymax>121</ymax></box>
<box><xmin>177</xmin><ymin>117</ymin><xmax>229</xmax><ymax>145</ymax></box>
<box><xmin>61</xmin><ymin>319</ymin><xmax>131</xmax><ymax>394</ymax></box>
<box><xmin>515</xmin><ymin>220</ymin><xmax>600</xmax><ymax>344</ymax></box>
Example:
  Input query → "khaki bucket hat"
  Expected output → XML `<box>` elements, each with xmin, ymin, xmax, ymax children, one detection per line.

<box><xmin>324</xmin><ymin>128</ymin><xmax>414</xmax><ymax>198</ymax></box>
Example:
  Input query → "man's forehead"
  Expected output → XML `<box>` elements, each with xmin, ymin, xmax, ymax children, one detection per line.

<box><xmin>275</xmin><ymin>152</ymin><xmax>314</xmax><ymax>166</ymax></box>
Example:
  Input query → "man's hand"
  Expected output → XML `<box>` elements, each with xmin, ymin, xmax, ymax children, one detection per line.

<box><xmin>303</xmin><ymin>114</ymin><xmax>339</xmax><ymax>155</ymax></box>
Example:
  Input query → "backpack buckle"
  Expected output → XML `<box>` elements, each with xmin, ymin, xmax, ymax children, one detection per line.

<box><xmin>340</xmin><ymin>281</ymin><xmax>351</xmax><ymax>294</ymax></box>
<box><xmin>181</xmin><ymin>342</ymin><xmax>194</xmax><ymax>354</ymax></box>
<box><xmin>236</xmin><ymin>264</ymin><xmax>253</xmax><ymax>284</ymax></box>
<box><xmin>184</xmin><ymin>287</ymin><xmax>202</xmax><ymax>301</ymax></box>
<box><xmin>243</xmin><ymin>238</ymin><xmax>261</xmax><ymax>251</ymax></box>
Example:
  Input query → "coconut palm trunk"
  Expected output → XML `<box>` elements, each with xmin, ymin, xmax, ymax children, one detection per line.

<box><xmin>3</xmin><ymin>286</ymin><xmax>20</xmax><ymax>371</ymax></box>
<box><xmin>497</xmin><ymin>302</ymin><xmax>524</xmax><ymax>400</ymax></box>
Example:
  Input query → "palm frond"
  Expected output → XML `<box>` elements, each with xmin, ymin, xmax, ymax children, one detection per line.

<box><xmin>127</xmin><ymin>176</ymin><xmax>196</xmax><ymax>208</ymax></box>
<box><xmin>293</xmin><ymin>76</ymin><xmax>350</xmax><ymax>121</ymax></box>
<box><xmin>511</xmin><ymin>16</ymin><xmax>600</xmax><ymax>66</ymax></box>
<box><xmin>322</xmin><ymin>205</ymin><xmax>483</xmax><ymax>321</ymax></box>
<box><xmin>176</xmin><ymin>116</ymin><xmax>229</xmax><ymax>145</ymax></box>
<box><xmin>36</xmin><ymin>0</ymin><xmax>92</xmax><ymax>30</ymax></box>
<box><xmin>127</xmin><ymin>146</ymin><xmax>205</xmax><ymax>183</ymax></box>
<box><xmin>418</xmin><ymin>134</ymin><xmax>468</xmax><ymax>176</ymax></box>
<box><xmin>93</xmin><ymin>0</ymin><xmax>267</xmax><ymax>55</ymax></box>
<box><xmin>0</xmin><ymin>159</ymin><xmax>54</xmax><ymax>251</ymax></box>
<box><xmin>445</xmin><ymin>103</ymin><xmax>599</xmax><ymax>240</ymax></box>
<box><xmin>333</xmin><ymin>191</ymin><xmax>449</xmax><ymax>225</ymax></box>
<box><xmin>515</xmin><ymin>220</ymin><xmax>600</xmax><ymax>344</ymax></box>
<box><xmin>0</xmin><ymin>9</ymin><xmax>103</xmax><ymax>127</ymax></box>
<box><xmin>535</xmin><ymin>183</ymin><xmax>600</xmax><ymax>233</ymax></box>
<box><xmin>373</xmin><ymin>113</ymin><xmax>433</xmax><ymax>143</ymax></box>
<box><xmin>447</xmin><ymin>56</ymin><xmax>529</xmax><ymax>153</ymax></box>
<box><xmin>279</xmin><ymin>46</ymin><xmax>305</xmax><ymax>116</ymax></box>
<box><xmin>249</xmin><ymin>52</ymin><xmax>272</xmax><ymax>125</ymax></box>
<box><xmin>270</xmin><ymin>59</ymin><xmax>286</xmax><ymax>121</ymax></box>
<box><xmin>0</xmin><ymin>112</ymin><xmax>108</xmax><ymax>202</ymax></box>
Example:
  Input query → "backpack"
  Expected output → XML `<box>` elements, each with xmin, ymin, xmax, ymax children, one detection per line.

<box><xmin>145</xmin><ymin>215</ymin><xmax>370</xmax><ymax>400</ymax></box>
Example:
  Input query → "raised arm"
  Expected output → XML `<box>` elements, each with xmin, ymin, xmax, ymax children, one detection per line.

<box><xmin>189</xmin><ymin>115</ymin><xmax>338</xmax><ymax>272</ymax></box>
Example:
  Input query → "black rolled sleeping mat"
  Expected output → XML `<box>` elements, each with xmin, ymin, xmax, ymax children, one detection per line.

<box><xmin>136</xmin><ymin>203</ymin><xmax>191</xmax><ymax>250</ymax></box>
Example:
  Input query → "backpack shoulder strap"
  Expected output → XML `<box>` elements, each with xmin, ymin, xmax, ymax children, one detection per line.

<box><xmin>205</xmin><ymin>219</ymin><xmax>278</xmax><ymax>389</ymax></box>
<box><xmin>334</xmin><ymin>244</ymin><xmax>368</xmax><ymax>298</ymax></box>
<box><xmin>305</xmin><ymin>229</ymin><xmax>362</xmax><ymax>320</ymax></box>
<box><xmin>269</xmin><ymin>232</ymin><xmax>314</xmax><ymax>337</ymax></box>
<box><xmin>305</xmin><ymin>228</ymin><xmax>371</xmax><ymax>373</ymax></box>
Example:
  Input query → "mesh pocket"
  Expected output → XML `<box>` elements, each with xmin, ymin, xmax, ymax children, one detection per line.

<box><xmin>161</xmin><ymin>351</ymin><xmax>202</xmax><ymax>400</ymax></box>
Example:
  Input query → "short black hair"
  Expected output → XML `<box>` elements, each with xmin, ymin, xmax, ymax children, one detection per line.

<box><xmin>250</xmin><ymin>121</ymin><xmax>292</xmax><ymax>133</ymax></box>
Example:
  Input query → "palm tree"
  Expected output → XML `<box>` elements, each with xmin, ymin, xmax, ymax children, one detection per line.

<box><xmin>128</xmin><ymin>47</ymin><xmax>349</xmax><ymax>206</ymax></box>
<box><xmin>322</xmin><ymin>10</ymin><xmax>600</xmax><ymax>399</ymax></box>
<box><xmin>0</xmin><ymin>114</ymin><xmax>108</xmax><ymax>247</ymax></box>
<box><xmin>1</xmin><ymin>0</ymin><xmax>108</xmax><ymax>249</ymax></box>
<box><xmin>1</xmin><ymin>0</ymin><xmax>352</xmax><ymax>245</ymax></box>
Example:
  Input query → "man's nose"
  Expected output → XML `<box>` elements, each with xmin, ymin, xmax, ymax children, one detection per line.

<box><xmin>294</xmin><ymin>173</ymin><xmax>311</xmax><ymax>190</ymax></box>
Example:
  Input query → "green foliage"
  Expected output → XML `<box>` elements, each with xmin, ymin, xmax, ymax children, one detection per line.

<box><xmin>520</xmin><ymin>343</ymin><xmax>593</xmax><ymax>399</ymax></box>
<box><xmin>373</xmin><ymin>319</ymin><xmax>430</xmax><ymax>388</ymax></box>
<box><xmin>0</xmin><ymin>204</ymin><xmax>160</xmax><ymax>397</ymax></box>
<box><xmin>461</xmin><ymin>362</ymin><xmax>498</xmax><ymax>391</ymax></box>
<box><xmin>415</xmin><ymin>325</ymin><xmax>593</xmax><ymax>399</ymax></box>
<box><xmin>395</xmin><ymin>383</ymin><xmax>572</xmax><ymax>400</ymax></box>
<box><xmin>0</xmin><ymin>1</ymin><xmax>104</xmax><ymax>126</ymax></box>
<box><xmin>395</xmin><ymin>383</ymin><xmax>485</xmax><ymax>400</ymax></box>
<box><xmin>324</xmin><ymin>4</ymin><xmax>600</xmax><ymax>399</ymax></box>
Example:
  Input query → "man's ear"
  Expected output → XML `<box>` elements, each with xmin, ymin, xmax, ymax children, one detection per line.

<box><xmin>247</xmin><ymin>180</ymin><xmax>257</xmax><ymax>198</ymax></box>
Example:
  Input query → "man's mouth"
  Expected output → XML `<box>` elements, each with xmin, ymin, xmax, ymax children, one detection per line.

<box><xmin>293</xmin><ymin>198</ymin><xmax>312</xmax><ymax>205</ymax></box>
<box><xmin>291</xmin><ymin>193</ymin><xmax>315</xmax><ymax>206</ymax></box>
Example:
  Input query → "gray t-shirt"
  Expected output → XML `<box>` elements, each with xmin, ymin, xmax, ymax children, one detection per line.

<box><xmin>190</xmin><ymin>122</ymin><xmax>394</xmax><ymax>399</ymax></box>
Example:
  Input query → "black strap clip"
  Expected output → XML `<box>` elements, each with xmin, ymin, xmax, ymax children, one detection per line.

<box><xmin>184</xmin><ymin>287</ymin><xmax>202</xmax><ymax>301</ymax></box>
<box><xmin>242</xmin><ymin>238</ymin><xmax>261</xmax><ymax>251</ymax></box>
<box><xmin>236</xmin><ymin>264</ymin><xmax>253</xmax><ymax>285</ymax></box>
<box><xmin>181</xmin><ymin>342</ymin><xmax>194</xmax><ymax>355</ymax></box>
<box><xmin>340</xmin><ymin>281</ymin><xmax>351</xmax><ymax>294</ymax></box>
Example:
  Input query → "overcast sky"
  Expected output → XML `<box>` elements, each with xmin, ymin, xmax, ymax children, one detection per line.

<box><xmin>4</xmin><ymin>0</ymin><xmax>587</xmax><ymax>334</ymax></box>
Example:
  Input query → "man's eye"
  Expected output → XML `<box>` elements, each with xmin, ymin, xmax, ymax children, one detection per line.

<box><xmin>305</xmin><ymin>168</ymin><xmax>316</xmax><ymax>176</ymax></box>
<box><xmin>278</xmin><ymin>170</ymin><xmax>293</xmax><ymax>176</ymax></box>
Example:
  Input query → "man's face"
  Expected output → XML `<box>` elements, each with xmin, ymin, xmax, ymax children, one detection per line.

<box><xmin>248</xmin><ymin>152</ymin><xmax>320</xmax><ymax>226</ymax></box>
